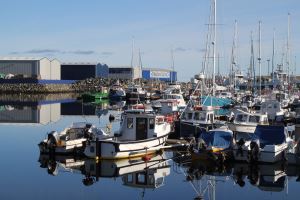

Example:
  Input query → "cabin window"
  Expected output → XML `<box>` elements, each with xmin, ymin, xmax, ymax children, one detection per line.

<box><xmin>249</xmin><ymin>115</ymin><xmax>260</xmax><ymax>123</ymax></box>
<box><xmin>236</xmin><ymin>114</ymin><xmax>247</xmax><ymax>122</ymax></box>
<box><xmin>194</xmin><ymin>112</ymin><xmax>200</xmax><ymax>120</ymax></box>
<box><xmin>90</xmin><ymin>146</ymin><xmax>95</xmax><ymax>153</ymax></box>
<box><xmin>199</xmin><ymin>113</ymin><xmax>206</xmax><ymax>121</ymax></box>
<box><xmin>188</xmin><ymin>113</ymin><xmax>193</xmax><ymax>120</ymax></box>
<box><xmin>209</xmin><ymin>114</ymin><xmax>214</xmax><ymax>122</ymax></box>
<box><xmin>149</xmin><ymin>118</ymin><xmax>155</xmax><ymax>129</ymax></box>
<box><xmin>127</xmin><ymin>174</ymin><xmax>133</xmax><ymax>183</ymax></box>
<box><xmin>127</xmin><ymin>118</ymin><xmax>133</xmax><ymax>129</ymax></box>
<box><xmin>136</xmin><ymin>173</ymin><xmax>146</xmax><ymax>184</ymax></box>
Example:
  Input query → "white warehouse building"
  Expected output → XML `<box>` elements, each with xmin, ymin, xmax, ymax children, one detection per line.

<box><xmin>0</xmin><ymin>57</ymin><xmax>60</xmax><ymax>80</ymax></box>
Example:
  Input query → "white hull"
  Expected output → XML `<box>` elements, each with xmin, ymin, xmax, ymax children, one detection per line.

<box><xmin>228</xmin><ymin>123</ymin><xmax>257</xmax><ymax>133</ymax></box>
<box><xmin>39</xmin><ymin>138</ymin><xmax>86</xmax><ymax>154</ymax></box>
<box><xmin>84</xmin><ymin>134</ymin><xmax>169</xmax><ymax>159</ymax></box>
<box><xmin>233</xmin><ymin>143</ymin><xmax>288</xmax><ymax>163</ymax></box>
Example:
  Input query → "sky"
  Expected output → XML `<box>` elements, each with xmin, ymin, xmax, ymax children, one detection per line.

<box><xmin>0</xmin><ymin>0</ymin><xmax>299</xmax><ymax>81</ymax></box>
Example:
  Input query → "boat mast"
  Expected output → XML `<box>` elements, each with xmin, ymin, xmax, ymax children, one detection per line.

<box><xmin>138</xmin><ymin>48</ymin><xmax>143</xmax><ymax>85</ymax></box>
<box><xmin>272</xmin><ymin>29</ymin><xmax>275</xmax><ymax>89</ymax></box>
<box><xmin>212</xmin><ymin>0</ymin><xmax>216</xmax><ymax>96</ymax></box>
<box><xmin>250</xmin><ymin>31</ymin><xmax>256</xmax><ymax>94</ymax></box>
<box><xmin>131</xmin><ymin>37</ymin><xmax>135</xmax><ymax>82</ymax></box>
<box><xmin>258</xmin><ymin>21</ymin><xmax>262</xmax><ymax>97</ymax></box>
<box><xmin>171</xmin><ymin>48</ymin><xmax>175</xmax><ymax>84</ymax></box>
<box><xmin>287</xmin><ymin>13</ymin><xmax>291</xmax><ymax>95</ymax></box>
<box><xmin>230</xmin><ymin>20</ymin><xmax>238</xmax><ymax>90</ymax></box>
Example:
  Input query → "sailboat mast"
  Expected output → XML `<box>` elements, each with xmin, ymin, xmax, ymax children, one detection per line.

<box><xmin>287</xmin><ymin>13</ymin><xmax>291</xmax><ymax>93</ymax></box>
<box><xmin>171</xmin><ymin>48</ymin><xmax>175</xmax><ymax>83</ymax></box>
<box><xmin>212</xmin><ymin>0</ymin><xmax>216</xmax><ymax>96</ymax></box>
<box><xmin>272</xmin><ymin>29</ymin><xmax>275</xmax><ymax>89</ymax></box>
<box><xmin>131</xmin><ymin>37</ymin><xmax>135</xmax><ymax>81</ymax></box>
<box><xmin>258</xmin><ymin>21</ymin><xmax>262</xmax><ymax>97</ymax></box>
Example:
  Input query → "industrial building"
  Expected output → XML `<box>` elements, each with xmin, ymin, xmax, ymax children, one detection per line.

<box><xmin>97</xmin><ymin>65</ymin><xmax>176</xmax><ymax>82</ymax></box>
<box><xmin>142</xmin><ymin>68</ymin><xmax>177</xmax><ymax>82</ymax></box>
<box><xmin>97</xmin><ymin>65</ymin><xmax>141</xmax><ymax>80</ymax></box>
<box><xmin>0</xmin><ymin>57</ymin><xmax>60</xmax><ymax>80</ymax></box>
<box><xmin>61</xmin><ymin>63</ymin><xmax>109</xmax><ymax>80</ymax></box>
<box><xmin>0</xmin><ymin>103</ymin><xmax>60</xmax><ymax>125</ymax></box>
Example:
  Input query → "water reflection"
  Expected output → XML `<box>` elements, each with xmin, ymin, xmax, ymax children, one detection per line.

<box><xmin>38</xmin><ymin>152</ymin><xmax>170</xmax><ymax>192</ymax></box>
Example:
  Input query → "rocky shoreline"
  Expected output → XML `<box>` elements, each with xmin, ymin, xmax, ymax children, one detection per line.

<box><xmin>0</xmin><ymin>78</ymin><xmax>146</xmax><ymax>94</ymax></box>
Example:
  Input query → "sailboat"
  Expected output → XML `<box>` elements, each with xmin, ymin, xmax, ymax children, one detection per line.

<box><xmin>179</xmin><ymin>0</ymin><xmax>229</xmax><ymax>138</ymax></box>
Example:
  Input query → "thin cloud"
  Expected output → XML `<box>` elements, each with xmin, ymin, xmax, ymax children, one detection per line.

<box><xmin>70</xmin><ymin>50</ymin><xmax>95</xmax><ymax>55</ymax></box>
<box><xmin>174</xmin><ymin>47</ymin><xmax>187</xmax><ymax>52</ymax></box>
<box><xmin>26</xmin><ymin>49</ymin><xmax>61</xmax><ymax>54</ymax></box>
<box><xmin>101</xmin><ymin>51</ymin><xmax>114</xmax><ymax>56</ymax></box>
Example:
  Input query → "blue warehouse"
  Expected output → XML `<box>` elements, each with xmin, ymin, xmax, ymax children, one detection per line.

<box><xmin>142</xmin><ymin>68</ymin><xmax>177</xmax><ymax>82</ymax></box>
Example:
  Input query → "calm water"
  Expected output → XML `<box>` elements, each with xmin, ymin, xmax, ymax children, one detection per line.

<box><xmin>0</xmin><ymin>96</ymin><xmax>299</xmax><ymax>200</ymax></box>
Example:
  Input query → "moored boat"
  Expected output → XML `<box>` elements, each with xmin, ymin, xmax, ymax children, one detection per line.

<box><xmin>83</xmin><ymin>106</ymin><xmax>172</xmax><ymax>159</ymax></box>
<box><xmin>233</xmin><ymin>125</ymin><xmax>289</xmax><ymax>163</ymax></box>
<box><xmin>38</xmin><ymin>122</ymin><xmax>110</xmax><ymax>155</ymax></box>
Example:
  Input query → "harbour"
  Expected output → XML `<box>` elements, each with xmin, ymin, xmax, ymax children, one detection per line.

<box><xmin>1</xmin><ymin>0</ymin><xmax>300</xmax><ymax>199</ymax></box>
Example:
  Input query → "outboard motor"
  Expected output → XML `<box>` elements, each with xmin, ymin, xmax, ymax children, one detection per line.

<box><xmin>249</xmin><ymin>140</ymin><xmax>260</xmax><ymax>163</ymax></box>
<box><xmin>47</xmin><ymin>160</ymin><xmax>59</xmax><ymax>176</ymax></box>
<box><xmin>46</xmin><ymin>131</ymin><xmax>59</xmax><ymax>149</ymax></box>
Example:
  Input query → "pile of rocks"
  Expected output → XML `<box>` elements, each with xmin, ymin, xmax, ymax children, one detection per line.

<box><xmin>0</xmin><ymin>84</ymin><xmax>73</xmax><ymax>93</ymax></box>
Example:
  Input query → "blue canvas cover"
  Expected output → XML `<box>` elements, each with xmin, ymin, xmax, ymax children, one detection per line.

<box><xmin>201</xmin><ymin>130</ymin><xmax>233</xmax><ymax>149</ymax></box>
<box><xmin>253</xmin><ymin>125</ymin><xmax>286</xmax><ymax>148</ymax></box>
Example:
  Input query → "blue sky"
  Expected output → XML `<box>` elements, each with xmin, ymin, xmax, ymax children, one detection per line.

<box><xmin>0</xmin><ymin>0</ymin><xmax>299</xmax><ymax>80</ymax></box>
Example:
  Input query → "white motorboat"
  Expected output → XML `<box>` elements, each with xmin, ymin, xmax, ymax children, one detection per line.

<box><xmin>228</xmin><ymin>110</ymin><xmax>268</xmax><ymax>140</ymax></box>
<box><xmin>83</xmin><ymin>107</ymin><xmax>171</xmax><ymax>159</ymax></box>
<box><xmin>180</xmin><ymin>105</ymin><xmax>225</xmax><ymax>138</ymax></box>
<box><xmin>109</xmin><ymin>84</ymin><xmax>126</xmax><ymax>100</ymax></box>
<box><xmin>38</xmin><ymin>122</ymin><xmax>110</xmax><ymax>155</ymax></box>
<box><xmin>233</xmin><ymin>125</ymin><xmax>289</xmax><ymax>163</ymax></box>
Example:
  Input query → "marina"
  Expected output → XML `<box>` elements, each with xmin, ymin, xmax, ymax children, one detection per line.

<box><xmin>1</xmin><ymin>0</ymin><xmax>300</xmax><ymax>199</ymax></box>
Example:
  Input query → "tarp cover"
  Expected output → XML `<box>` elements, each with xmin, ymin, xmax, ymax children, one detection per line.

<box><xmin>254</xmin><ymin>125</ymin><xmax>286</xmax><ymax>148</ymax></box>
<box><xmin>201</xmin><ymin>130</ymin><xmax>233</xmax><ymax>149</ymax></box>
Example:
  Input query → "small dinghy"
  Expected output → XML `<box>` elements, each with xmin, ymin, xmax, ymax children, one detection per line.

<box><xmin>233</xmin><ymin>125</ymin><xmax>289</xmax><ymax>163</ymax></box>
<box><xmin>38</xmin><ymin>122</ymin><xmax>110</xmax><ymax>155</ymax></box>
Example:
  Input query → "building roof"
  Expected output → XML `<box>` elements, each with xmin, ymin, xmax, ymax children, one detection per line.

<box><xmin>142</xmin><ymin>67</ymin><xmax>175</xmax><ymax>72</ymax></box>
<box><xmin>0</xmin><ymin>57</ymin><xmax>49</xmax><ymax>61</ymax></box>
<box><xmin>61</xmin><ymin>62</ymin><xmax>99</xmax><ymax>65</ymax></box>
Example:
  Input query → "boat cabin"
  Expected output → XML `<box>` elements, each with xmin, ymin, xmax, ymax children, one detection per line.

<box><xmin>122</xmin><ymin>167</ymin><xmax>170</xmax><ymax>189</ymax></box>
<box><xmin>234</xmin><ymin>112</ymin><xmax>268</xmax><ymax>125</ymax></box>
<box><xmin>260</xmin><ymin>100</ymin><xmax>284</xmax><ymax>120</ymax></box>
<box><xmin>181</xmin><ymin>108</ymin><xmax>215</xmax><ymax>125</ymax></box>
<box><xmin>116</xmin><ymin>110</ymin><xmax>168</xmax><ymax>141</ymax></box>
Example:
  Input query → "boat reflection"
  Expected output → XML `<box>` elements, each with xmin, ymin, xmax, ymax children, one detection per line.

<box><xmin>173</xmin><ymin>152</ymin><xmax>300</xmax><ymax>199</ymax></box>
<box><xmin>38</xmin><ymin>152</ymin><xmax>170</xmax><ymax>189</ymax></box>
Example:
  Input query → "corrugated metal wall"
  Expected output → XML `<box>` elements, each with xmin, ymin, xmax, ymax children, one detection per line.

<box><xmin>0</xmin><ymin>108</ymin><xmax>38</xmax><ymax>123</ymax></box>
<box><xmin>61</xmin><ymin>64</ymin><xmax>96</xmax><ymax>80</ymax></box>
<box><xmin>0</xmin><ymin>61</ymin><xmax>38</xmax><ymax>77</ymax></box>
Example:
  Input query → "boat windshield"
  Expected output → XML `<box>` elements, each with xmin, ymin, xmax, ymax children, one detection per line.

<box><xmin>253</xmin><ymin>125</ymin><xmax>286</xmax><ymax>148</ymax></box>
<box><xmin>201</xmin><ymin>131</ymin><xmax>232</xmax><ymax>149</ymax></box>
<box><xmin>235</xmin><ymin>114</ymin><xmax>248</xmax><ymax>122</ymax></box>
<box><xmin>194</xmin><ymin>112</ymin><xmax>206</xmax><ymax>121</ymax></box>
<box><xmin>249</xmin><ymin>115</ymin><xmax>260</xmax><ymax>123</ymax></box>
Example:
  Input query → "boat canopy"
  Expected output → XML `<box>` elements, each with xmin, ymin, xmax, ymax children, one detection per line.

<box><xmin>253</xmin><ymin>125</ymin><xmax>286</xmax><ymax>148</ymax></box>
<box><xmin>200</xmin><ymin>130</ymin><xmax>233</xmax><ymax>149</ymax></box>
